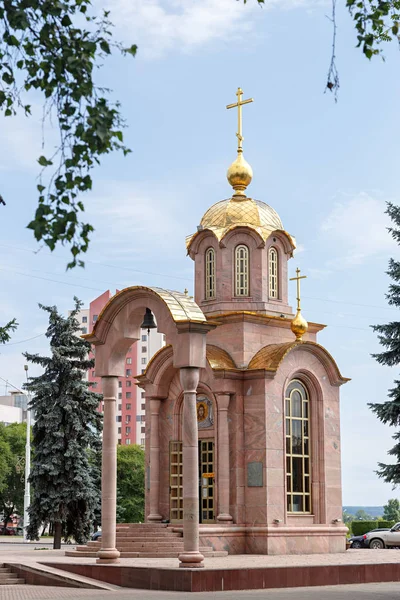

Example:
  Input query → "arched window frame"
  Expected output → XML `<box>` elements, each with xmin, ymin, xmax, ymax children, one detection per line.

<box><xmin>285</xmin><ymin>379</ymin><xmax>311</xmax><ymax>514</ymax></box>
<box><xmin>234</xmin><ymin>244</ymin><xmax>249</xmax><ymax>297</ymax></box>
<box><xmin>205</xmin><ymin>247</ymin><xmax>216</xmax><ymax>300</ymax></box>
<box><xmin>268</xmin><ymin>246</ymin><xmax>279</xmax><ymax>299</ymax></box>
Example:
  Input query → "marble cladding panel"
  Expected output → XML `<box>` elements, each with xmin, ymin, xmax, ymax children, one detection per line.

<box><xmin>245</xmin><ymin>505</ymin><xmax>267</xmax><ymax>525</ymax></box>
<box><xmin>266</xmin><ymin>449</ymin><xmax>285</xmax><ymax>469</ymax></box>
<box><xmin>200</xmin><ymin>534</ymin><xmax>246</xmax><ymax>554</ymax></box>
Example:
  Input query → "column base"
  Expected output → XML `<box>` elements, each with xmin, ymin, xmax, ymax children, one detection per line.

<box><xmin>96</xmin><ymin>548</ymin><xmax>120</xmax><ymax>563</ymax></box>
<box><xmin>217</xmin><ymin>513</ymin><xmax>233</xmax><ymax>522</ymax></box>
<box><xmin>147</xmin><ymin>513</ymin><xmax>163</xmax><ymax>522</ymax></box>
<box><xmin>178</xmin><ymin>551</ymin><xmax>205</xmax><ymax>568</ymax></box>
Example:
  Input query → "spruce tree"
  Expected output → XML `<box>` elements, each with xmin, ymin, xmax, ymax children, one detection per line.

<box><xmin>370</xmin><ymin>202</ymin><xmax>400</xmax><ymax>484</ymax></box>
<box><xmin>24</xmin><ymin>298</ymin><xmax>102</xmax><ymax>549</ymax></box>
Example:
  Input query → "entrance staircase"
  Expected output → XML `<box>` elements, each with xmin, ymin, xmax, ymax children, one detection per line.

<box><xmin>0</xmin><ymin>565</ymin><xmax>25</xmax><ymax>585</ymax></box>
<box><xmin>65</xmin><ymin>523</ymin><xmax>227</xmax><ymax>559</ymax></box>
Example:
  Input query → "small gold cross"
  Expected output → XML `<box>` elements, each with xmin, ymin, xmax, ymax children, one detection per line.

<box><xmin>226</xmin><ymin>87</ymin><xmax>254</xmax><ymax>152</ymax></box>
<box><xmin>289</xmin><ymin>268</ymin><xmax>307</xmax><ymax>312</ymax></box>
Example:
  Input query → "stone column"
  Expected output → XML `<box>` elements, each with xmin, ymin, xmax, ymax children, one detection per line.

<box><xmin>216</xmin><ymin>393</ymin><xmax>233</xmax><ymax>522</ymax></box>
<box><xmin>147</xmin><ymin>398</ymin><xmax>162</xmax><ymax>522</ymax></box>
<box><xmin>97</xmin><ymin>376</ymin><xmax>120</xmax><ymax>564</ymax></box>
<box><xmin>178</xmin><ymin>367</ymin><xmax>204</xmax><ymax>569</ymax></box>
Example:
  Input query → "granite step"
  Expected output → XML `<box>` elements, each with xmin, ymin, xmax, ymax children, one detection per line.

<box><xmin>0</xmin><ymin>566</ymin><xmax>25</xmax><ymax>585</ymax></box>
<box><xmin>66</xmin><ymin>548</ymin><xmax>227</xmax><ymax>559</ymax></box>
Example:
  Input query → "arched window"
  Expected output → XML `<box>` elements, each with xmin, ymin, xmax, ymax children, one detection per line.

<box><xmin>285</xmin><ymin>380</ymin><xmax>311</xmax><ymax>513</ymax></box>
<box><xmin>235</xmin><ymin>245</ymin><xmax>249</xmax><ymax>296</ymax></box>
<box><xmin>269</xmin><ymin>247</ymin><xmax>278</xmax><ymax>299</ymax></box>
<box><xmin>205</xmin><ymin>248</ymin><xmax>216</xmax><ymax>299</ymax></box>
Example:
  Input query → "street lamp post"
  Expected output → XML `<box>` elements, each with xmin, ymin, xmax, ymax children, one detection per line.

<box><xmin>23</xmin><ymin>365</ymin><xmax>31</xmax><ymax>543</ymax></box>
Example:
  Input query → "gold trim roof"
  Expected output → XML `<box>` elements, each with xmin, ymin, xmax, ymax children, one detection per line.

<box><xmin>186</xmin><ymin>197</ymin><xmax>295</xmax><ymax>250</ymax></box>
<box><xmin>206</xmin><ymin>345</ymin><xmax>237</xmax><ymax>370</ymax></box>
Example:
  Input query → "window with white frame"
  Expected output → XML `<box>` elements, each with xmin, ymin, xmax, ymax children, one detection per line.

<box><xmin>269</xmin><ymin>247</ymin><xmax>279</xmax><ymax>299</ymax></box>
<box><xmin>235</xmin><ymin>244</ymin><xmax>249</xmax><ymax>296</ymax></box>
<box><xmin>205</xmin><ymin>247</ymin><xmax>216</xmax><ymax>299</ymax></box>
<box><xmin>126</xmin><ymin>357</ymin><xmax>132</xmax><ymax>365</ymax></box>
<box><xmin>141</xmin><ymin>358</ymin><xmax>147</xmax><ymax>365</ymax></box>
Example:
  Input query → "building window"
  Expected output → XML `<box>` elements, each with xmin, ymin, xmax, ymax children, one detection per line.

<box><xmin>126</xmin><ymin>392</ymin><xmax>132</xmax><ymax>399</ymax></box>
<box><xmin>269</xmin><ymin>247</ymin><xmax>279</xmax><ymax>299</ymax></box>
<box><xmin>81</xmin><ymin>327</ymin><xmax>87</xmax><ymax>334</ymax></box>
<box><xmin>118</xmin><ymin>427</ymin><xmax>121</xmax><ymax>434</ymax></box>
<box><xmin>126</xmin><ymin>415</ymin><xmax>131</xmax><ymax>423</ymax></box>
<box><xmin>141</xmin><ymin>415</ymin><xmax>145</xmax><ymax>422</ymax></box>
<box><xmin>125</xmin><ymin>426</ymin><xmax>131</xmax><ymax>434</ymax></box>
<box><xmin>205</xmin><ymin>247</ymin><xmax>216</xmax><ymax>299</ymax></box>
<box><xmin>93</xmin><ymin>314</ymin><xmax>98</xmax><ymax>323</ymax></box>
<box><xmin>118</xmin><ymin>394</ymin><xmax>122</xmax><ymax>400</ymax></box>
<box><xmin>235</xmin><ymin>244</ymin><xmax>249</xmax><ymax>296</ymax></box>
<box><xmin>126</xmin><ymin>439</ymin><xmax>131</xmax><ymax>445</ymax></box>
<box><xmin>142</xmin><ymin>334</ymin><xmax>147</xmax><ymax>342</ymax></box>
<box><xmin>140</xmin><ymin>438</ymin><xmax>145</xmax><ymax>446</ymax></box>
<box><xmin>82</xmin><ymin>316</ymin><xmax>88</xmax><ymax>323</ymax></box>
<box><xmin>118</xmin><ymin>404</ymin><xmax>122</xmax><ymax>411</ymax></box>
<box><xmin>92</xmin><ymin>371</ymin><xmax>95</xmax><ymax>378</ymax></box>
<box><xmin>141</xmin><ymin>403</ymin><xmax>145</xmax><ymax>410</ymax></box>
<box><xmin>285</xmin><ymin>380</ymin><xmax>311</xmax><ymax>514</ymax></box>
<box><xmin>141</xmin><ymin>358</ymin><xmax>147</xmax><ymax>365</ymax></box>
<box><xmin>116</xmin><ymin>416</ymin><xmax>122</xmax><ymax>422</ymax></box>
<box><xmin>141</xmin><ymin>426</ymin><xmax>145</xmax><ymax>433</ymax></box>
<box><xmin>142</xmin><ymin>346</ymin><xmax>147</xmax><ymax>353</ymax></box>
<box><xmin>126</xmin><ymin>403</ymin><xmax>131</xmax><ymax>410</ymax></box>
<box><xmin>126</xmin><ymin>381</ymin><xmax>132</xmax><ymax>387</ymax></box>
<box><xmin>118</xmin><ymin>381</ymin><xmax>122</xmax><ymax>388</ymax></box>
<box><xmin>126</xmin><ymin>369</ymin><xmax>132</xmax><ymax>377</ymax></box>
<box><xmin>91</xmin><ymin>381</ymin><xmax>97</xmax><ymax>388</ymax></box>
<box><xmin>128</xmin><ymin>346</ymin><xmax>132</xmax><ymax>353</ymax></box>
<box><xmin>141</xmin><ymin>391</ymin><xmax>145</xmax><ymax>398</ymax></box>
<box><xmin>126</xmin><ymin>357</ymin><xmax>132</xmax><ymax>365</ymax></box>
<box><xmin>141</xmin><ymin>369</ymin><xmax>145</xmax><ymax>374</ymax></box>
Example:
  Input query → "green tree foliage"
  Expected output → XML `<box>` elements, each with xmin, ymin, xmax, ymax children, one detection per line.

<box><xmin>0</xmin><ymin>0</ymin><xmax>136</xmax><ymax>268</ymax></box>
<box><xmin>117</xmin><ymin>445</ymin><xmax>145</xmax><ymax>523</ymax></box>
<box><xmin>24</xmin><ymin>298</ymin><xmax>102</xmax><ymax>548</ymax></box>
<box><xmin>0</xmin><ymin>422</ymin><xmax>27</xmax><ymax>529</ymax></box>
<box><xmin>370</xmin><ymin>203</ymin><xmax>400</xmax><ymax>485</ymax></box>
<box><xmin>0</xmin><ymin>319</ymin><xmax>18</xmax><ymax>344</ymax></box>
<box><xmin>355</xmin><ymin>508</ymin><xmax>373</xmax><ymax>521</ymax></box>
<box><xmin>383</xmin><ymin>498</ymin><xmax>400</xmax><ymax>521</ymax></box>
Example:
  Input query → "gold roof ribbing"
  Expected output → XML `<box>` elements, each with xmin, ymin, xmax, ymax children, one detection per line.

<box><xmin>186</xmin><ymin>197</ymin><xmax>293</xmax><ymax>250</ymax></box>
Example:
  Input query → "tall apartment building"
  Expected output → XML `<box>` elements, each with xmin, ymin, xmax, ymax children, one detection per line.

<box><xmin>73</xmin><ymin>291</ymin><xmax>165</xmax><ymax>446</ymax></box>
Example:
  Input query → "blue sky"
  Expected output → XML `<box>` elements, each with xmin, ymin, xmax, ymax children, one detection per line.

<box><xmin>1</xmin><ymin>0</ymin><xmax>399</xmax><ymax>506</ymax></box>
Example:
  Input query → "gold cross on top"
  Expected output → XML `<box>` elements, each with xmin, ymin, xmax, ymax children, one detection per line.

<box><xmin>226</xmin><ymin>87</ymin><xmax>254</xmax><ymax>152</ymax></box>
<box><xmin>289</xmin><ymin>268</ymin><xmax>307</xmax><ymax>312</ymax></box>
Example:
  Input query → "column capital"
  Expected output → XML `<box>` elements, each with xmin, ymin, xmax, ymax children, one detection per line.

<box><xmin>179</xmin><ymin>366</ymin><xmax>200</xmax><ymax>393</ymax></box>
<box><xmin>215</xmin><ymin>392</ymin><xmax>232</xmax><ymax>411</ymax></box>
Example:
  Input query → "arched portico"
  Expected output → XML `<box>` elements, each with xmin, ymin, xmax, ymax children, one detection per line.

<box><xmin>84</xmin><ymin>286</ymin><xmax>215</xmax><ymax>568</ymax></box>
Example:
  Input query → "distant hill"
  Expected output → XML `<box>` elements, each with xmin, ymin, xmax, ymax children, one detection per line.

<box><xmin>343</xmin><ymin>506</ymin><xmax>383</xmax><ymax>518</ymax></box>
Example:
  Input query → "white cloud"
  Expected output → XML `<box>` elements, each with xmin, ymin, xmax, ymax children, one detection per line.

<box><xmin>320</xmin><ymin>192</ymin><xmax>397</xmax><ymax>268</ymax></box>
<box><xmin>107</xmin><ymin>0</ymin><xmax>323</xmax><ymax>58</ymax></box>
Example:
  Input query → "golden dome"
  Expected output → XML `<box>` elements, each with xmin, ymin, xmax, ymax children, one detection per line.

<box><xmin>291</xmin><ymin>309</ymin><xmax>308</xmax><ymax>341</ymax></box>
<box><xmin>227</xmin><ymin>152</ymin><xmax>253</xmax><ymax>196</ymax></box>
<box><xmin>201</xmin><ymin>196</ymin><xmax>283</xmax><ymax>240</ymax></box>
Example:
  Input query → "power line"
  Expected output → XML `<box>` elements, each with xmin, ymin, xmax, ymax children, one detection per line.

<box><xmin>303</xmin><ymin>295</ymin><xmax>397</xmax><ymax>313</ymax></box>
<box><xmin>1</xmin><ymin>332</ymin><xmax>46</xmax><ymax>346</ymax></box>
<box><xmin>0</xmin><ymin>242</ymin><xmax>191</xmax><ymax>282</ymax></box>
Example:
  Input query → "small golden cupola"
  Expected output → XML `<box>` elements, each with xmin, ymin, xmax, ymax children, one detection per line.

<box><xmin>186</xmin><ymin>87</ymin><xmax>297</xmax><ymax>318</ymax></box>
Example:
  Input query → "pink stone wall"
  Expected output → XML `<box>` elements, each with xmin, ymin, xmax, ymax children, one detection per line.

<box><xmin>193</xmin><ymin>229</ymin><xmax>293</xmax><ymax>317</ymax></box>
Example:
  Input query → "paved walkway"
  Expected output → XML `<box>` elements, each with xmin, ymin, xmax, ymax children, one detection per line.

<box><xmin>2</xmin><ymin>542</ymin><xmax>400</xmax><ymax>570</ymax></box>
<box><xmin>1</xmin><ymin>582</ymin><xmax>400</xmax><ymax>600</ymax></box>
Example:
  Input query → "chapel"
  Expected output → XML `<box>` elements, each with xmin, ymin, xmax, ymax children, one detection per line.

<box><xmin>137</xmin><ymin>88</ymin><xmax>349</xmax><ymax>556</ymax></box>
<box><xmin>84</xmin><ymin>89</ymin><xmax>349</xmax><ymax>567</ymax></box>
